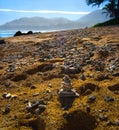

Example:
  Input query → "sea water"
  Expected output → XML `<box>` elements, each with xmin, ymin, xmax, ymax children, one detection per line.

<box><xmin>0</xmin><ymin>29</ymin><xmax>63</xmax><ymax>38</ymax></box>
<box><xmin>0</xmin><ymin>31</ymin><xmax>16</xmax><ymax>38</ymax></box>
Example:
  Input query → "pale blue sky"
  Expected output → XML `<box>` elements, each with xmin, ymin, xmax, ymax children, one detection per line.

<box><xmin>0</xmin><ymin>0</ymin><xmax>105</xmax><ymax>25</ymax></box>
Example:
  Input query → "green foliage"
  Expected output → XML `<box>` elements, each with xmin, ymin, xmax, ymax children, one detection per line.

<box><xmin>93</xmin><ymin>19</ymin><xmax>119</xmax><ymax>27</ymax></box>
<box><xmin>86</xmin><ymin>0</ymin><xmax>119</xmax><ymax>19</ymax></box>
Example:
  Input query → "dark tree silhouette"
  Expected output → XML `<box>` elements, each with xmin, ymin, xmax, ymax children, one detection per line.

<box><xmin>86</xmin><ymin>0</ymin><xmax>119</xmax><ymax>19</ymax></box>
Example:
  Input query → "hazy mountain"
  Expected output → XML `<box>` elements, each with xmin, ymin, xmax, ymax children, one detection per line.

<box><xmin>77</xmin><ymin>10</ymin><xmax>111</xmax><ymax>27</ymax></box>
<box><xmin>0</xmin><ymin>10</ymin><xmax>111</xmax><ymax>31</ymax></box>
<box><xmin>0</xmin><ymin>17</ymin><xmax>81</xmax><ymax>31</ymax></box>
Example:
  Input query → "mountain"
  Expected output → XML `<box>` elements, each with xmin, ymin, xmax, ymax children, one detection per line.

<box><xmin>0</xmin><ymin>17</ymin><xmax>81</xmax><ymax>31</ymax></box>
<box><xmin>77</xmin><ymin>10</ymin><xmax>111</xmax><ymax>27</ymax></box>
<box><xmin>0</xmin><ymin>10</ymin><xmax>111</xmax><ymax>31</ymax></box>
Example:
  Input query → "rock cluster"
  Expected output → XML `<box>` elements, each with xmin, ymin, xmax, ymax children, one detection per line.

<box><xmin>58</xmin><ymin>75</ymin><xmax>79</xmax><ymax>110</ymax></box>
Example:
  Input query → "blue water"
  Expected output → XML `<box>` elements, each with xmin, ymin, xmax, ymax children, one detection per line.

<box><xmin>0</xmin><ymin>31</ymin><xmax>15</xmax><ymax>37</ymax></box>
<box><xmin>0</xmin><ymin>29</ymin><xmax>64</xmax><ymax>38</ymax></box>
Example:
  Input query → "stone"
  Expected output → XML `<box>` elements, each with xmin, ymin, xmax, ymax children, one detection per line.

<box><xmin>33</xmin><ymin>93</ymin><xmax>39</xmax><ymax>97</ymax></box>
<box><xmin>88</xmin><ymin>95</ymin><xmax>96</xmax><ymax>102</ymax></box>
<box><xmin>58</xmin><ymin>75</ymin><xmax>79</xmax><ymax>110</ymax></box>
<box><xmin>86</xmin><ymin>106</ymin><xmax>91</xmax><ymax>113</ymax></box>
<box><xmin>26</xmin><ymin>113</ymin><xmax>31</xmax><ymax>119</ymax></box>
<box><xmin>30</xmin><ymin>85</ymin><xmax>37</xmax><ymax>89</ymax></box>
<box><xmin>81</xmin><ymin>74</ymin><xmax>86</xmax><ymax>81</ymax></box>
<box><xmin>99</xmin><ymin>114</ymin><xmax>108</xmax><ymax>121</ymax></box>
<box><xmin>14</xmin><ymin>31</ymin><xmax>22</xmax><ymax>36</ymax></box>
<box><xmin>0</xmin><ymin>39</ymin><xmax>5</xmax><ymax>44</ymax></box>
<box><xmin>2</xmin><ymin>93</ymin><xmax>11</xmax><ymax>99</ymax></box>
<box><xmin>2</xmin><ymin>105</ymin><xmax>10</xmax><ymax>114</ymax></box>
<box><xmin>114</xmin><ymin>119</ymin><xmax>119</xmax><ymax>126</ymax></box>
<box><xmin>104</xmin><ymin>96</ymin><xmax>114</xmax><ymax>102</ymax></box>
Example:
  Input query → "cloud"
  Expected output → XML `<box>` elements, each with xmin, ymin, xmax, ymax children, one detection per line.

<box><xmin>0</xmin><ymin>9</ymin><xmax>90</xmax><ymax>15</ymax></box>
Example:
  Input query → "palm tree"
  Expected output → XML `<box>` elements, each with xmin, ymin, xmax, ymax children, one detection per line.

<box><xmin>86</xmin><ymin>0</ymin><xmax>119</xmax><ymax>20</ymax></box>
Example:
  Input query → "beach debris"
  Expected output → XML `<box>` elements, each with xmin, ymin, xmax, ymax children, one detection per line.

<box><xmin>58</xmin><ymin>75</ymin><xmax>79</xmax><ymax>110</ymax></box>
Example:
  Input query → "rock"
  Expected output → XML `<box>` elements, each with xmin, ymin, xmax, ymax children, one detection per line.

<box><xmin>33</xmin><ymin>93</ymin><xmax>39</xmax><ymax>97</ymax></box>
<box><xmin>2</xmin><ymin>93</ymin><xmax>11</xmax><ymax>99</ymax></box>
<box><xmin>58</xmin><ymin>75</ymin><xmax>79</xmax><ymax>110</ymax></box>
<box><xmin>88</xmin><ymin>95</ymin><xmax>96</xmax><ymax>102</ymax></box>
<box><xmin>104</xmin><ymin>96</ymin><xmax>114</xmax><ymax>102</ymax></box>
<box><xmin>2</xmin><ymin>105</ymin><xmax>10</xmax><ymax>114</ymax></box>
<box><xmin>114</xmin><ymin>90</ymin><xmax>119</xmax><ymax>94</ymax></box>
<box><xmin>26</xmin><ymin>113</ymin><xmax>31</xmax><ymax>119</ymax></box>
<box><xmin>81</xmin><ymin>74</ymin><xmax>86</xmax><ymax>81</ymax></box>
<box><xmin>48</xmin><ymin>83</ymin><xmax>52</xmax><ymax>88</ymax></box>
<box><xmin>58</xmin><ymin>89</ymin><xmax>79</xmax><ymax>98</ymax></box>
<box><xmin>86</xmin><ymin>106</ymin><xmax>91</xmax><ymax>113</ymax></box>
<box><xmin>114</xmin><ymin>119</ymin><xmax>119</xmax><ymax>126</ymax></box>
<box><xmin>96</xmin><ymin>73</ymin><xmax>109</xmax><ymax>81</ymax></box>
<box><xmin>36</xmin><ymin>105</ymin><xmax>46</xmax><ymax>114</ymax></box>
<box><xmin>0</xmin><ymin>39</ymin><xmax>5</xmax><ymax>44</ymax></box>
<box><xmin>30</xmin><ymin>85</ymin><xmax>37</xmax><ymax>89</ymax></box>
<box><xmin>99</xmin><ymin>114</ymin><xmax>108</xmax><ymax>121</ymax></box>
<box><xmin>14</xmin><ymin>31</ymin><xmax>22</xmax><ymax>36</ymax></box>
<box><xmin>27</xmin><ymin>31</ymin><xmax>33</xmax><ymax>35</ymax></box>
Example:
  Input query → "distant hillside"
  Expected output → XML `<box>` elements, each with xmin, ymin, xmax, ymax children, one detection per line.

<box><xmin>0</xmin><ymin>10</ymin><xmax>111</xmax><ymax>30</ymax></box>
<box><xmin>77</xmin><ymin>10</ymin><xmax>111</xmax><ymax>27</ymax></box>
<box><xmin>0</xmin><ymin>17</ymin><xmax>81</xmax><ymax>31</ymax></box>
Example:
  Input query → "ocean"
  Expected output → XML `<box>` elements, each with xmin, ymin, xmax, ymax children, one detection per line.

<box><xmin>0</xmin><ymin>31</ymin><xmax>15</xmax><ymax>38</ymax></box>
<box><xmin>0</xmin><ymin>29</ymin><xmax>61</xmax><ymax>38</ymax></box>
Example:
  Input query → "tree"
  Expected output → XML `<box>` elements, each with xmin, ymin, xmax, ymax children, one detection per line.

<box><xmin>86</xmin><ymin>0</ymin><xmax>119</xmax><ymax>19</ymax></box>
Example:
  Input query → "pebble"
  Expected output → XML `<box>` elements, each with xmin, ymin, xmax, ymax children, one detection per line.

<box><xmin>26</xmin><ymin>113</ymin><xmax>31</xmax><ymax>119</ymax></box>
<box><xmin>99</xmin><ymin>114</ymin><xmax>108</xmax><ymax>121</ymax></box>
<box><xmin>104</xmin><ymin>96</ymin><xmax>114</xmax><ymax>102</ymax></box>
<box><xmin>81</xmin><ymin>74</ymin><xmax>86</xmax><ymax>81</ymax></box>
<box><xmin>114</xmin><ymin>119</ymin><xmax>119</xmax><ymax>126</ymax></box>
<box><xmin>33</xmin><ymin>93</ymin><xmax>39</xmax><ymax>97</ymax></box>
<box><xmin>2</xmin><ymin>105</ymin><xmax>10</xmax><ymax>114</ymax></box>
<box><xmin>2</xmin><ymin>93</ymin><xmax>11</xmax><ymax>99</ymax></box>
<box><xmin>30</xmin><ymin>85</ymin><xmax>37</xmax><ymax>89</ymax></box>
<box><xmin>88</xmin><ymin>95</ymin><xmax>96</xmax><ymax>102</ymax></box>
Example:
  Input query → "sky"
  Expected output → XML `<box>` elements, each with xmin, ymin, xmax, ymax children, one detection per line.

<box><xmin>0</xmin><ymin>0</ymin><xmax>104</xmax><ymax>25</ymax></box>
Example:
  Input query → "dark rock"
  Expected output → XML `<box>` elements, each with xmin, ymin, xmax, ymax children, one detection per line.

<box><xmin>26</xmin><ymin>113</ymin><xmax>31</xmax><ymax>119</ymax></box>
<box><xmin>88</xmin><ymin>95</ymin><xmax>96</xmax><ymax>102</ymax></box>
<box><xmin>108</xmin><ymin>84</ymin><xmax>119</xmax><ymax>91</ymax></box>
<box><xmin>0</xmin><ymin>66</ymin><xmax>3</xmax><ymax>70</ymax></box>
<box><xmin>104</xmin><ymin>96</ymin><xmax>114</xmax><ymax>102</ymax></box>
<box><xmin>96</xmin><ymin>73</ymin><xmax>110</xmax><ymax>81</ymax></box>
<box><xmin>112</xmin><ymin>72</ymin><xmax>119</xmax><ymax>76</ymax></box>
<box><xmin>81</xmin><ymin>74</ymin><xmax>86</xmax><ymax>81</ymax></box>
<box><xmin>2</xmin><ymin>93</ymin><xmax>11</xmax><ymax>99</ymax></box>
<box><xmin>86</xmin><ymin>106</ymin><xmax>91</xmax><ymax>113</ymax></box>
<box><xmin>2</xmin><ymin>105</ymin><xmax>10</xmax><ymax>114</ymax></box>
<box><xmin>31</xmin><ymin>85</ymin><xmax>37</xmax><ymax>89</ymax></box>
<box><xmin>79</xmin><ymin>83</ymin><xmax>100</xmax><ymax>95</ymax></box>
<box><xmin>27</xmin><ymin>101</ymin><xmax>40</xmax><ymax>111</ymax></box>
<box><xmin>27</xmin><ymin>31</ymin><xmax>33</xmax><ymax>35</ymax></box>
<box><xmin>14</xmin><ymin>31</ymin><xmax>22</xmax><ymax>36</ymax></box>
<box><xmin>0</xmin><ymin>39</ymin><xmax>5</xmax><ymax>44</ymax></box>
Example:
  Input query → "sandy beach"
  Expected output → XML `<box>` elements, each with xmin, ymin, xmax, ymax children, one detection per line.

<box><xmin>0</xmin><ymin>26</ymin><xmax>119</xmax><ymax>130</ymax></box>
